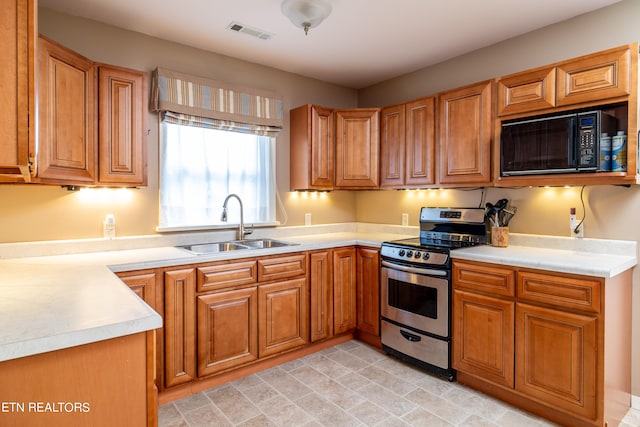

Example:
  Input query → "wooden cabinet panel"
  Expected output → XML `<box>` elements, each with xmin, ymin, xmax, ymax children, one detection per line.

<box><xmin>453</xmin><ymin>260</ymin><xmax>515</xmax><ymax>298</ymax></box>
<box><xmin>163</xmin><ymin>268</ymin><xmax>196</xmax><ymax>388</ymax></box>
<box><xmin>405</xmin><ymin>97</ymin><xmax>436</xmax><ymax>186</ymax></box>
<box><xmin>258</xmin><ymin>278</ymin><xmax>309</xmax><ymax>357</ymax></box>
<box><xmin>453</xmin><ymin>290</ymin><xmax>515</xmax><ymax>388</ymax></box>
<box><xmin>497</xmin><ymin>67</ymin><xmax>556</xmax><ymax>116</ymax></box>
<box><xmin>438</xmin><ymin>81</ymin><xmax>492</xmax><ymax>185</ymax></box>
<box><xmin>197</xmin><ymin>287</ymin><xmax>258</xmax><ymax>376</ymax></box>
<box><xmin>257</xmin><ymin>254</ymin><xmax>306</xmax><ymax>282</ymax></box>
<box><xmin>309</xmin><ymin>250</ymin><xmax>333</xmax><ymax>342</ymax></box>
<box><xmin>516</xmin><ymin>302</ymin><xmax>598</xmax><ymax>420</ymax></box>
<box><xmin>98</xmin><ymin>65</ymin><xmax>147</xmax><ymax>185</ymax></box>
<box><xmin>517</xmin><ymin>270</ymin><xmax>601</xmax><ymax>314</ymax></box>
<box><xmin>380</xmin><ymin>104</ymin><xmax>405</xmax><ymax>187</ymax></box>
<box><xmin>335</xmin><ymin>109</ymin><xmax>380</xmax><ymax>188</ymax></box>
<box><xmin>556</xmin><ymin>45</ymin><xmax>631</xmax><ymax>106</ymax></box>
<box><xmin>289</xmin><ymin>104</ymin><xmax>334</xmax><ymax>190</ymax></box>
<box><xmin>196</xmin><ymin>260</ymin><xmax>257</xmax><ymax>293</ymax></box>
<box><xmin>0</xmin><ymin>0</ymin><xmax>35</xmax><ymax>182</ymax></box>
<box><xmin>333</xmin><ymin>247</ymin><xmax>357</xmax><ymax>334</ymax></box>
<box><xmin>356</xmin><ymin>247</ymin><xmax>380</xmax><ymax>337</ymax></box>
<box><xmin>37</xmin><ymin>36</ymin><xmax>96</xmax><ymax>183</ymax></box>
<box><xmin>119</xmin><ymin>271</ymin><xmax>158</xmax><ymax>308</ymax></box>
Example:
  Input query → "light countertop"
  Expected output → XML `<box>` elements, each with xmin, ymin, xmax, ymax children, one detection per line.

<box><xmin>0</xmin><ymin>223</ymin><xmax>636</xmax><ymax>363</ymax></box>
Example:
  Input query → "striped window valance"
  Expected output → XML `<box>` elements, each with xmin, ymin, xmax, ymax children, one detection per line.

<box><xmin>151</xmin><ymin>67</ymin><xmax>283</xmax><ymax>136</ymax></box>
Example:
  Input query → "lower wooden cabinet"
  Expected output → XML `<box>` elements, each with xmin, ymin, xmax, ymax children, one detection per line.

<box><xmin>163</xmin><ymin>267</ymin><xmax>196</xmax><ymax>388</ymax></box>
<box><xmin>258</xmin><ymin>278</ymin><xmax>309</xmax><ymax>357</ymax></box>
<box><xmin>356</xmin><ymin>247</ymin><xmax>380</xmax><ymax>337</ymax></box>
<box><xmin>453</xmin><ymin>259</ymin><xmax>631</xmax><ymax>427</ymax></box>
<box><xmin>196</xmin><ymin>287</ymin><xmax>258</xmax><ymax>376</ymax></box>
<box><xmin>333</xmin><ymin>247</ymin><xmax>357</xmax><ymax>334</ymax></box>
<box><xmin>309</xmin><ymin>250</ymin><xmax>333</xmax><ymax>342</ymax></box>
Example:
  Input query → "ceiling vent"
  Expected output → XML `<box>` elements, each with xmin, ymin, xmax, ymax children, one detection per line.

<box><xmin>227</xmin><ymin>22</ymin><xmax>274</xmax><ymax>41</ymax></box>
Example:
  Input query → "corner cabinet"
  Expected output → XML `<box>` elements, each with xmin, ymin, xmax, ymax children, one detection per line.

<box><xmin>453</xmin><ymin>259</ymin><xmax>632</xmax><ymax>427</ymax></box>
<box><xmin>36</xmin><ymin>35</ymin><xmax>148</xmax><ymax>187</ymax></box>
<box><xmin>335</xmin><ymin>109</ymin><xmax>380</xmax><ymax>189</ymax></box>
<box><xmin>438</xmin><ymin>81</ymin><xmax>493</xmax><ymax>185</ymax></box>
<box><xmin>289</xmin><ymin>104</ymin><xmax>334</xmax><ymax>190</ymax></box>
<box><xmin>0</xmin><ymin>0</ymin><xmax>35</xmax><ymax>182</ymax></box>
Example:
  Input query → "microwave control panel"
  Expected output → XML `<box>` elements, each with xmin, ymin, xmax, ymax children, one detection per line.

<box><xmin>578</xmin><ymin>116</ymin><xmax>597</xmax><ymax>167</ymax></box>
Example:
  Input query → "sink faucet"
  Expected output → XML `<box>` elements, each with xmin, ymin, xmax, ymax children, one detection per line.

<box><xmin>221</xmin><ymin>194</ymin><xmax>253</xmax><ymax>240</ymax></box>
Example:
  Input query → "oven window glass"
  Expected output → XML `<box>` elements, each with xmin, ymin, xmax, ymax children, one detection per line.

<box><xmin>388</xmin><ymin>278</ymin><xmax>437</xmax><ymax>319</ymax></box>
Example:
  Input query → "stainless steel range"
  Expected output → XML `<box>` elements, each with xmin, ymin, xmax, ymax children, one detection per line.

<box><xmin>380</xmin><ymin>207</ymin><xmax>487</xmax><ymax>381</ymax></box>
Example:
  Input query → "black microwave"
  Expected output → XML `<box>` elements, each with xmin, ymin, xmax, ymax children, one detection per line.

<box><xmin>500</xmin><ymin>110</ymin><xmax>617</xmax><ymax>176</ymax></box>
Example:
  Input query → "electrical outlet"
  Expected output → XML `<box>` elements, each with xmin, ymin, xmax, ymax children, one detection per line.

<box><xmin>305</xmin><ymin>213</ymin><xmax>312</xmax><ymax>226</ymax></box>
<box><xmin>401</xmin><ymin>213</ymin><xmax>409</xmax><ymax>226</ymax></box>
<box><xmin>573</xmin><ymin>223</ymin><xmax>584</xmax><ymax>238</ymax></box>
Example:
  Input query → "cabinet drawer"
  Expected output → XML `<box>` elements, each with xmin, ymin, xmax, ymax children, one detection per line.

<box><xmin>497</xmin><ymin>67</ymin><xmax>556</xmax><ymax>116</ymax></box>
<box><xmin>517</xmin><ymin>270</ymin><xmax>601</xmax><ymax>314</ymax></box>
<box><xmin>453</xmin><ymin>261</ymin><xmax>515</xmax><ymax>297</ymax></box>
<box><xmin>258</xmin><ymin>254</ymin><xmax>307</xmax><ymax>282</ymax></box>
<box><xmin>197</xmin><ymin>260</ymin><xmax>257</xmax><ymax>293</ymax></box>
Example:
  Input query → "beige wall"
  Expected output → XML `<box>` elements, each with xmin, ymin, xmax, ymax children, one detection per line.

<box><xmin>357</xmin><ymin>0</ymin><xmax>640</xmax><ymax>399</ymax></box>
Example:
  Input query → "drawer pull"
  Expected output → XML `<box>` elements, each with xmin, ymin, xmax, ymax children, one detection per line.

<box><xmin>400</xmin><ymin>330</ymin><xmax>422</xmax><ymax>342</ymax></box>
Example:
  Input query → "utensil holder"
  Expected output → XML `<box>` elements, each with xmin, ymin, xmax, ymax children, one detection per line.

<box><xmin>491</xmin><ymin>226</ymin><xmax>509</xmax><ymax>247</ymax></box>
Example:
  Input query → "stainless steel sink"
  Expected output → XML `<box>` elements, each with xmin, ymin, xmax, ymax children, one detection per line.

<box><xmin>178</xmin><ymin>242</ymin><xmax>250</xmax><ymax>254</ymax></box>
<box><xmin>233</xmin><ymin>239</ymin><xmax>298</xmax><ymax>249</ymax></box>
<box><xmin>178</xmin><ymin>239</ymin><xmax>298</xmax><ymax>254</ymax></box>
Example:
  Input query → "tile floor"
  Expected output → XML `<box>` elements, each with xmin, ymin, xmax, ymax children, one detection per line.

<box><xmin>159</xmin><ymin>340</ymin><xmax>640</xmax><ymax>427</ymax></box>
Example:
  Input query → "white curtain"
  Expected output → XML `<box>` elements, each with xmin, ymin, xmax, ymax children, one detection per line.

<box><xmin>159</xmin><ymin>121</ymin><xmax>276</xmax><ymax>228</ymax></box>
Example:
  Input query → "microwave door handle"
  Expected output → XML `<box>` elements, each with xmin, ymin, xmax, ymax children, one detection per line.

<box><xmin>568</xmin><ymin>116</ymin><xmax>577</xmax><ymax>167</ymax></box>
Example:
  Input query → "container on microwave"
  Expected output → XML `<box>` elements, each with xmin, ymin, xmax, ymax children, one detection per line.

<box><xmin>500</xmin><ymin>110</ymin><xmax>617</xmax><ymax>176</ymax></box>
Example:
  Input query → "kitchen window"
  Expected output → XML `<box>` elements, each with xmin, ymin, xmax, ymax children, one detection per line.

<box><xmin>158</xmin><ymin>121</ymin><xmax>277</xmax><ymax>230</ymax></box>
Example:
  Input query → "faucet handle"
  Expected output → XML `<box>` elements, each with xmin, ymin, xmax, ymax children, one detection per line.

<box><xmin>244</xmin><ymin>224</ymin><xmax>254</xmax><ymax>238</ymax></box>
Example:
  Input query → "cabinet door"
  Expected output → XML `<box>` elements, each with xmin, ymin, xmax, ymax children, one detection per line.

<box><xmin>405</xmin><ymin>97</ymin><xmax>436</xmax><ymax>186</ymax></box>
<box><xmin>197</xmin><ymin>287</ymin><xmax>258</xmax><ymax>377</ymax></box>
<box><xmin>289</xmin><ymin>104</ymin><xmax>334</xmax><ymax>190</ymax></box>
<box><xmin>453</xmin><ymin>290</ymin><xmax>515</xmax><ymax>388</ymax></box>
<box><xmin>0</xmin><ymin>0</ymin><xmax>34</xmax><ymax>182</ymax></box>
<box><xmin>119</xmin><ymin>271</ymin><xmax>158</xmax><ymax>309</ymax></box>
<box><xmin>163</xmin><ymin>268</ymin><xmax>196</xmax><ymax>388</ymax></box>
<box><xmin>356</xmin><ymin>247</ymin><xmax>380</xmax><ymax>337</ymax></box>
<box><xmin>497</xmin><ymin>67</ymin><xmax>556</xmax><ymax>116</ymax></box>
<box><xmin>515</xmin><ymin>302</ymin><xmax>598</xmax><ymax>420</ymax></box>
<box><xmin>37</xmin><ymin>36</ymin><xmax>96</xmax><ymax>183</ymax></box>
<box><xmin>258</xmin><ymin>278</ymin><xmax>309</xmax><ymax>357</ymax></box>
<box><xmin>309</xmin><ymin>250</ymin><xmax>333</xmax><ymax>342</ymax></box>
<box><xmin>335</xmin><ymin>109</ymin><xmax>380</xmax><ymax>189</ymax></box>
<box><xmin>333</xmin><ymin>247</ymin><xmax>357</xmax><ymax>334</ymax></box>
<box><xmin>556</xmin><ymin>45</ymin><xmax>631</xmax><ymax>107</ymax></box>
<box><xmin>380</xmin><ymin>104</ymin><xmax>405</xmax><ymax>188</ymax></box>
<box><xmin>438</xmin><ymin>81</ymin><xmax>492</xmax><ymax>185</ymax></box>
<box><xmin>98</xmin><ymin>65</ymin><xmax>147</xmax><ymax>186</ymax></box>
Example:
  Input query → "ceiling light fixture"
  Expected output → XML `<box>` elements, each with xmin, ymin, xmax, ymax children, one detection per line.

<box><xmin>281</xmin><ymin>0</ymin><xmax>332</xmax><ymax>35</ymax></box>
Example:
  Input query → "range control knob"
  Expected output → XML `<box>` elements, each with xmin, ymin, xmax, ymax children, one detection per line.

<box><xmin>422</xmin><ymin>252</ymin><xmax>430</xmax><ymax>260</ymax></box>
<box><xmin>406</xmin><ymin>250</ymin><xmax>413</xmax><ymax>258</ymax></box>
<box><xmin>414</xmin><ymin>251</ymin><xmax>421</xmax><ymax>259</ymax></box>
<box><xmin>398</xmin><ymin>249</ymin><xmax>405</xmax><ymax>257</ymax></box>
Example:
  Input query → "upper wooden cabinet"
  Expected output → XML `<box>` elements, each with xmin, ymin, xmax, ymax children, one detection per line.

<box><xmin>498</xmin><ymin>44</ymin><xmax>633</xmax><ymax>116</ymax></box>
<box><xmin>98</xmin><ymin>65</ymin><xmax>148</xmax><ymax>186</ymax></box>
<box><xmin>335</xmin><ymin>108</ymin><xmax>380</xmax><ymax>189</ymax></box>
<box><xmin>380</xmin><ymin>97</ymin><xmax>436</xmax><ymax>188</ymax></box>
<box><xmin>290</xmin><ymin>104</ymin><xmax>334</xmax><ymax>190</ymax></box>
<box><xmin>0</xmin><ymin>0</ymin><xmax>35</xmax><ymax>182</ymax></box>
<box><xmin>438</xmin><ymin>81</ymin><xmax>493</xmax><ymax>185</ymax></box>
<box><xmin>36</xmin><ymin>35</ymin><xmax>148</xmax><ymax>187</ymax></box>
<box><xmin>37</xmin><ymin>36</ymin><xmax>97</xmax><ymax>184</ymax></box>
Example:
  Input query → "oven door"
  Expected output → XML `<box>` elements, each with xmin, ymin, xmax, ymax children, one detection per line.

<box><xmin>380</xmin><ymin>261</ymin><xmax>449</xmax><ymax>338</ymax></box>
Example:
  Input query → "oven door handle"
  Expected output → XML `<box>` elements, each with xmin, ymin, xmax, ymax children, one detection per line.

<box><xmin>381</xmin><ymin>260</ymin><xmax>448</xmax><ymax>276</ymax></box>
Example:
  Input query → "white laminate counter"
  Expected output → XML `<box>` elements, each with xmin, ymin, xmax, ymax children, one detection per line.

<box><xmin>0</xmin><ymin>224</ymin><xmax>636</xmax><ymax>364</ymax></box>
